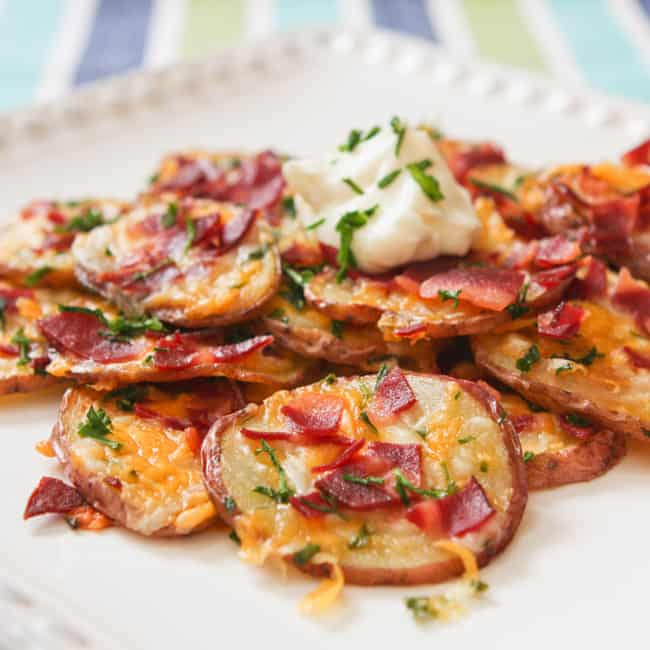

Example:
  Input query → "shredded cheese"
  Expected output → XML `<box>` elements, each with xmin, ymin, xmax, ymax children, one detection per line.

<box><xmin>299</xmin><ymin>563</ymin><xmax>344</xmax><ymax>616</ymax></box>
<box><xmin>434</xmin><ymin>540</ymin><xmax>478</xmax><ymax>579</ymax></box>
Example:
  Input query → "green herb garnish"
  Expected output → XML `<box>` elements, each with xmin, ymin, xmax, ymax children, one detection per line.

<box><xmin>458</xmin><ymin>436</ymin><xmax>475</xmax><ymax>444</ymax></box>
<box><xmin>523</xmin><ymin>451</ymin><xmax>535</xmax><ymax>463</ymax></box>
<box><xmin>103</xmin><ymin>385</ymin><xmax>147</xmax><ymax>411</ymax></box>
<box><xmin>77</xmin><ymin>406</ymin><xmax>121</xmax><ymax>450</ymax></box>
<box><xmin>247</xmin><ymin>244</ymin><xmax>268</xmax><ymax>261</ymax></box>
<box><xmin>469</xmin><ymin>177</ymin><xmax>519</xmax><ymax>202</ymax></box>
<box><xmin>360</xmin><ymin>411</ymin><xmax>378</xmax><ymax>433</ymax></box>
<box><xmin>342</xmin><ymin>474</ymin><xmax>385</xmax><ymax>486</ymax></box>
<box><xmin>306</xmin><ymin>218</ymin><xmax>325</xmax><ymax>230</ymax></box>
<box><xmin>405</xmin><ymin>597</ymin><xmax>437</xmax><ymax>621</ymax></box>
<box><xmin>406</xmin><ymin>159</ymin><xmax>444</xmax><ymax>202</ymax></box>
<box><xmin>348</xmin><ymin>522</ymin><xmax>371</xmax><ymax>550</ymax></box>
<box><xmin>229</xmin><ymin>530</ymin><xmax>241</xmax><ymax>545</ymax></box>
<box><xmin>479</xmin><ymin>461</ymin><xmax>489</xmax><ymax>473</ymax></box>
<box><xmin>293</xmin><ymin>544</ymin><xmax>320</xmax><ymax>566</ymax></box>
<box><xmin>331</xmin><ymin>320</ymin><xmax>344</xmax><ymax>339</ymax></box>
<box><xmin>551</xmin><ymin>346</ymin><xmax>604</xmax><ymax>367</ymax></box>
<box><xmin>61</xmin><ymin>208</ymin><xmax>104</xmax><ymax>232</ymax></box>
<box><xmin>25</xmin><ymin>266</ymin><xmax>52</xmax><ymax>287</ymax></box>
<box><xmin>184</xmin><ymin>219</ymin><xmax>197</xmax><ymax>253</ymax></box>
<box><xmin>415</xmin><ymin>429</ymin><xmax>427</xmax><ymax>440</ymax></box>
<box><xmin>393</xmin><ymin>468</ymin><xmax>452</xmax><ymax>507</ymax></box>
<box><xmin>343</xmin><ymin>177</ymin><xmax>364</xmax><ymax>195</ymax></box>
<box><xmin>516</xmin><ymin>344</ymin><xmax>540</xmax><ymax>372</ymax></box>
<box><xmin>390</xmin><ymin>116</ymin><xmax>406</xmax><ymax>156</ymax></box>
<box><xmin>335</xmin><ymin>205</ymin><xmax>378</xmax><ymax>283</ymax></box>
<box><xmin>374</xmin><ymin>363</ymin><xmax>389</xmax><ymax>389</ymax></box>
<box><xmin>268</xmin><ymin>307</ymin><xmax>289</xmax><ymax>324</ymax></box>
<box><xmin>437</xmin><ymin>289</ymin><xmax>461</xmax><ymax>309</ymax></box>
<box><xmin>378</xmin><ymin>169</ymin><xmax>402</xmax><ymax>188</ymax></box>
<box><xmin>280</xmin><ymin>263</ymin><xmax>322</xmax><ymax>311</ymax></box>
<box><xmin>282</xmin><ymin>196</ymin><xmax>296</xmax><ymax>218</ymax></box>
<box><xmin>565</xmin><ymin>413</ymin><xmax>591</xmax><ymax>428</ymax></box>
<box><xmin>161</xmin><ymin>202</ymin><xmax>178</xmax><ymax>228</ymax></box>
<box><xmin>252</xmin><ymin>440</ymin><xmax>294</xmax><ymax>503</ymax></box>
<box><xmin>10</xmin><ymin>328</ymin><xmax>31</xmax><ymax>366</ymax></box>
<box><xmin>323</xmin><ymin>373</ymin><xmax>337</xmax><ymax>385</ymax></box>
<box><xmin>507</xmin><ymin>282</ymin><xmax>530</xmax><ymax>319</ymax></box>
<box><xmin>224</xmin><ymin>496</ymin><xmax>237</xmax><ymax>514</ymax></box>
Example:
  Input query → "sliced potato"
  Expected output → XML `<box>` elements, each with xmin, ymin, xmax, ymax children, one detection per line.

<box><xmin>473</xmin><ymin>271</ymin><xmax>650</xmax><ymax>441</ymax></box>
<box><xmin>0</xmin><ymin>199</ymin><xmax>127</xmax><ymax>288</ymax></box>
<box><xmin>73</xmin><ymin>197</ymin><xmax>281</xmax><ymax>328</ymax></box>
<box><xmin>51</xmin><ymin>380</ymin><xmax>243</xmax><ymax>536</ymax></box>
<box><xmin>202</xmin><ymin>371</ymin><xmax>527</xmax><ymax>585</ymax></box>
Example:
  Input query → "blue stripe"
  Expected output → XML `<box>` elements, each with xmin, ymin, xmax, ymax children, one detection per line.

<box><xmin>275</xmin><ymin>0</ymin><xmax>338</xmax><ymax>29</ymax></box>
<box><xmin>548</xmin><ymin>0</ymin><xmax>650</xmax><ymax>103</ymax></box>
<box><xmin>0</xmin><ymin>0</ymin><xmax>65</xmax><ymax>111</ymax></box>
<box><xmin>370</xmin><ymin>0</ymin><xmax>437</xmax><ymax>42</ymax></box>
<box><xmin>74</xmin><ymin>0</ymin><xmax>153</xmax><ymax>86</ymax></box>
<box><xmin>639</xmin><ymin>0</ymin><xmax>650</xmax><ymax>18</ymax></box>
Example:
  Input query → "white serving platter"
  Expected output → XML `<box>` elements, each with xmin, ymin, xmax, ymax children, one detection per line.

<box><xmin>1</xmin><ymin>28</ymin><xmax>649</xmax><ymax>650</ymax></box>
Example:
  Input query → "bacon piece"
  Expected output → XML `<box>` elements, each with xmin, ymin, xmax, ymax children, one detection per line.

<box><xmin>622</xmin><ymin>138</ymin><xmax>650</xmax><ymax>167</ymax></box>
<box><xmin>0</xmin><ymin>343</ymin><xmax>19</xmax><ymax>357</ymax></box>
<box><xmin>153</xmin><ymin>332</ymin><xmax>198</xmax><ymax>370</ymax></box>
<box><xmin>568</xmin><ymin>257</ymin><xmax>607</xmax><ymax>300</ymax></box>
<box><xmin>588</xmin><ymin>196</ymin><xmax>639</xmax><ymax>256</ymax></box>
<box><xmin>367</xmin><ymin>368</ymin><xmax>417</xmax><ymax>423</ymax></box>
<box><xmin>0</xmin><ymin>286</ymin><xmax>35</xmax><ymax>312</ymax></box>
<box><xmin>506</xmin><ymin>241</ymin><xmax>539</xmax><ymax>270</ymax></box>
<box><xmin>39</xmin><ymin>311</ymin><xmax>145</xmax><ymax>364</ymax></box>
<box><xmin>104</xmin><ymin>476</ymin><xmax>122</xmax><ymax>490</ymax></box>
<box><xmin>405</xmin><ymin>498</ymin><xmax>445</xmax><ymax>537</ymax></box>
<box><xmin>442</xmin><ymin>142</ymin><xmax>506</xmax><ymax>184</ymax></box>
<box><xmin>558</xmin><ymin>415</ymin><xmax>594</xmax><ymax>440</ymax></box>
<box><xmin>510</xmin><ymin>414</ymin><xmax>537</xmax><ymax>433</ymax></box>
<box><xmin>191</xmin><ymin>213</ymin><xmax>222</xmax><ymax>247</ymax></box>
<box><xmin>211</xmin><ymin>335</ymin><xmax>273</xmax><ymax>362</ymax></box>
<box><xmin>393</xmin><ymin>323</ymin><xmax>427</xmax><ymax>339</ymax></box>
<box><xmin>289</xmin><ymin>492</ymin><xmax>333</xmax><ymax>519</ymax></box>
<box><xmin>420</xmin><ymin>266</ymin><xmax>525</xmax><ymax>311</ymax></box>
<box><xmin>533</xmin><ymin>263</ymin><xmax>577</xmax><ymax>289</ymax></box>
<box><xmin>240</xmin><ymin>428</ymin><xmax>354</xmax><ymax>446</ymax></box>
<box><xmin>535</xmin><ymin>235</ymin><xmax>581</xmax><ymax>268</ymax></box>
<box><xmin>311</xmin><ymin>439</ymin><xmax>365</xmax><ymax>473</ymax></box>
<box><xmin>407</xmin><ymin>477</ymin><xmax>494</xmax><ymax>537</ymax></box>
<box><xmin>612</xmin><ymin>268</ymin><xmax>650</xmax><ymax>335</ymax></box>
<box><xmin>221</xmin><ymin>208</ymin><xmax>255</xmax><ymax>250</ymax></box>
<box><xmin>315</xmin><ymin>441</ymin><xmax>422</xmax><ymax>510</ymax></box>
<box><xmin>537</xmin><ymin>302</ymin><xmax>585</xmax><ymax>339</ymax></box>
<box><xmin>24</xmin><ymin>476</ymin><xmax>85</xmax><ymax>519</ymax></box>
<box><xmin>393</xmin><ymin>258</ymin><xmax>458</xmax><ymax>295</ymax></box>
<box><xmin>133</xmin><ymin>403</ymin><xmax>190</xmax><ymax>430</ymax></box>
<box><xmin>623</xmin><ymin>346</ymin><xmax>650</xmax><ymax>370</ymax></box>
<box><xmin>281</xmin><ymin>393</ymin><xmax>345</xmax><ymax>436</ymax></box>
<box><xmin>36</xmin><ymin>231</ymin><xmax>76</xmax><ymax>253</ymax></box>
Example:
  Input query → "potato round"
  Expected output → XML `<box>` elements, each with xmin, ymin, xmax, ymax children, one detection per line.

<box><xmin>51</xmin><ymin>381</ymin><xmax>242</xmax><ymax>536</ymax></box>
<box><xmin>202</xmin><ymin>371</ymin><xmax>527</xmax><ymax>585</ymax></box>
<box><xmin>0</xmin><ymin>199</ymin><xmax>127</xmax><ymax>288</ymax></box>
<box><xmin>73</xmin><ymin>197</ymin><xmax>281</xmax><ymax>328</ymax></box>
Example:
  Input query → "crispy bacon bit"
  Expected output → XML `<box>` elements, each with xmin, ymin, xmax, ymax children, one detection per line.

<box><xmin>281</xmin><ymin>393</ymin><xmax>345</xmax><ymax>436</ymax></box>
<box><xmin>24</xmin><ymin>476</ymin><xmax>85</xmax><ymax>519</ymax></box>
<box><xmin>394</xmin><ymin>323</ymin><xmax>427</xmax><ymax>339</ymax></box>
<box><xmin>221</xmin><ymin>208</ymin><xmax>255</xmax><ymax>250</ymax></box>
<box><xmin>240</xmin><ymin>428</ymin><xmax>353</xmax><ymax>446</ymax></box>
<box><xmin>133</xmin><ymin>403</ymin><xmax>189</xmax><ymax>430</ymax></box>
<box><xmin>191</xmin><ymin>213</ymin><xmax>222</xmax><ymax>247</ymax></box>
<box><xmin>311</xmin><ymin>439</ymin><xmax>365</xmax><ymax>473</ymax></box>
<box><xmin>211</xmin><ymin>335</ymin><xmax>274</xmax><ymax>362</ymax></box>
<box><xmin>153</xmin><ymin>333</ymin><xmax>198</xmax><ymax>370</ymax></box>
<box><xmin>612</xmin><ymin>268</ymin><xmax>650</xmax><ymax>335</ymax></box>
<box><xmin>588</xmin><ymin>196</ymin><xmax>639</xmax><ymax>255</ymax></box>
<box><xmin>407</xmin><ymin>477</ymin><xmax>494</xmax><ymax>537</ymax></box>
<box><xmin>39</xmin><ymin>311</ymin><xmax>145</xmax><ymax>364</ymax></box>
<box><xmin>537</xmin><ymin>302</ymin><xmax>585</xmax><ymax>339</ymax></box>
<box><xmin>315</xmin><ymin>441</ymin><xmax>422</xmax><ymax>510</ymax></box>
<box><xmin>289</xmin><ymin>492</ymin><xmax>332</xmax><ymax>519</ymax></box>
<box><xmin>36</xmin><ymin>231</ymin><xmax>75</xmax><ymax>253</ymax></box>
<box><xmin>510</xmin><ymin>414</ymin><xmax>537</xmax><ymax>433</ymax></box>
<box><xmin>103</xmin><ymin>476</ymin><xmax>122</xmax><ymax>490</ymax></box>
<box><xmin>442</xmin><ymin>141</ymin><xmax>506</xmax><ymax>184</ymax></box>
<box><xmin>506</xmin><ymin>241</ymin><xmax>539</xmax><ymax>270</ymax></box>
<box><xmin>568</xmin><ymin>256</ymin><xmax>608</xmax><ymax>300</ymax></box>
<box><xmin>420</xmin><ymin>266</ymin><xmax>525</xmax><ymax>312</ymax></box>
<box><xmin>394</xmin><ymin>258</ymin><xmax>458</xmax><ymax>295</ymax></box>
<box><xmin>0</xmin><ymin>343</ymin><xmax>19</xmax><ymax>357</ymax></box>
<box><xmin>367</xmin><ymin>368</ymin><xmax>416</xmax><ymax>423</ymax></box>
<box><xmin>622</xmin><ymin>138</ymin><xmax>650</xmax><ymax>167</ymax></box>
<box><xmin>535</xmin><ymin>236</ymin><xmax>581</xmax><ymax>268</ymax></box>
<box><xmin>558</xmin><ymin>415</ymin><xmax>594</xmax><ymax>440</ymax></box>
<box><xmin>623</xmin><ymin>346</ymin><xmax>650</xmax><ymax>370</ymax></box>
<box><xmin>533</xmin><ymin>263</ymin><xmax>578</xmax><ymax>289</ymax></box>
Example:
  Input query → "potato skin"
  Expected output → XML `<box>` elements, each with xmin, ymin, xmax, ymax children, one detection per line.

<box><xmin>473</xmin><ymin>343</ymin><xmax>650</xmax><ymax>443</ymax></box>
<box><xmin>202</xmin><ymin>374</ymin><xmax>528</xmax><ymax>586</ymax></box>
<box><xmin>525</xmin><ymin>429</ymin><xmax>626</xmax><ymax>490</ymax></box>
<box><xmin>0</xmin><ymin>373</ymin><xmax>59</xmax><ymax>397</ymax></box>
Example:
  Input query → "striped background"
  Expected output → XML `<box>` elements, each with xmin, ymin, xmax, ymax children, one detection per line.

<box><xmin>0</xmin><ymin>0</ymin><xmax>649</xmax><ymax>113</ymax></box>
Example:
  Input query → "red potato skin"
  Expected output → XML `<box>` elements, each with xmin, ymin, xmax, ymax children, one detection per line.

<box><xmin>525</xmin><ymin>429</ymin><xmax>626</xmax><ymax>490</ymax></box>
<box><xmin>201</xmin><ymin>374</ymin><xmax>528</xmax><ymax>586</ymax></box>
<box><xmin>473</xmin><ymin>344</ymin><xmax>650</xmax><ymax>443</ymax></box>
<box><xmin>0</xmin><ymin>372</ymin><xmax>60</xmax><ymax>397</ymax></box>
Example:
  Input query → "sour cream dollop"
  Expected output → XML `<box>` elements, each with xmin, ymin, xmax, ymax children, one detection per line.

<box><xmin>283</xmin><ymin>123</ymin><xmax>481</xmax><ymax>274</ymax></box>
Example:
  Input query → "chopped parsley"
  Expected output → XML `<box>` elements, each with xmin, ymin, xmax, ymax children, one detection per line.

<box><xmin>437</xmin><ymin>288</ymin><xmax>461</xmax><ymax>309</ymax></box>
<box><xmin>161</xmin><ymin>202</ymin><xmax>178</xmax><ymax>228</ymax></box>
<box><xmin>343</xmin><ymin>177</ymin><xmax>364</xmax><ymax>195</ymax></box>
<box><xmin>342</xmin><ymin>474</ymin><xmax>385</xmax><ymax>486</ymax></box>
<box><xmin>104</xmin><ymin>247</ymin><xmax>113</xmax><ymax>257</ymax></box>
<box><xmin>360</xmin><ymin>411</ymin><xmax>378</xmax><ymax>433</ymax></box>
<box><xmin>348</xmin><ymin>522</ymin><xmax>372</xmax><ymax>550</ymax></box>
<box><xmin>523</xmin><ymin>451</ymin><xmax>535</xmax><ymax>463</ymax></box>
<box><xmin>252</xmin><ymin>440</ymin><xmax>294</xmax><ymax>503</ymax></box>
<box><xmin>507</xmin><ymin>282</ymin><xmax>530</xmax><ymax>319</ymax></box>
<box><xmin>415</xmin><ymin>429</ymin><xmax>428</xmax><ymax>440</ymax></box>
<box><xmin>77</xmin><ymin>406</ymin><xmax>121</xmax><ymax>450</ymax></box>
<box><xmin>306</xmin><ymin>217</ymin><xmax>325</xmax><ymax>230</ymax></box>
<box><xmin>458</xmin><ymin>436</ymin><xmax>475</xmax><ymax>444</ymax></box>
<box><xmin>374</xmin><ymin>362</ymin><xmax>389</xmax><ymax>389</ymax></box>
<box><xmin>0</xmin><ymin>297</ymin><xmax>6</xmax><ymax>331</ymax></box>
<box><xmin>555</xmin><ymin>362</ymin><xmax>573</xmax><ymax>375</ymax></box>
<box><xmin>293</xmin><ymin>544</ymin><xmax>320</xmax><ymax>566</ymax></box>
<box><xmin>184</xmin><ymin>219</ymin><xmax>197</xmax><ymax>253</ymax></box>
<box><xmin>565</xmin><ymin>413</ymin><xmax>591</xmax><ymax>428</ymax></box>
<box><xmin>224</xmin><ymin>496</ymin><xmax>237</xmax><ymax>514</ymax></box>
<box><xmin>228</xmin><ymin>530</ymin><xmax>241</xmax><ymax>545</ymax></box>
<box><xmin>393</xmin><ymin>468</ymin><xmax>453</xmax><ymax>507</ymax></box>
<box><xmin>515</xmin><ymin>344</ymin><xmax>540</xmax><ymax>373</ymax></box>
<box><xmin>323</xmin><ymin>372</ymin><xmax>337</xmax><ymax>385</ymax></box>
<box><xmin>10</xmin><ymin>328</ymin><xmax>31</xmax><ymax>366</ymax></box>
<box><xmin>280</xmin><ymin>263</ymin><xmax>322</xmax><ymax>310</ymax></box>
<box><xmin>282</xmin><ymin>196</ymin><xmax>296</xmax><ymax>218</ymax></box>
<box><xmin>551</xmin><ymin>346</ymin><xmax>604</xmax><ymax>367</ymax></box>
<box><xmin>267</xmin><ymin>307</ymin><xmax>289</xmax><ymax>324</ymax></box>
<box><xmin>103</xmin><ymin>385</ymin><xmax>147</xmax><ymax>411</ymax></box>
<box><xmin>61</xmin><ymin>208</ymin><xmax>105</xmax><ymax>232</ymax></box>
<box><xmin>390</xmin><ymin>116</ymin><xmax>406</xmax><ymax>156</ymax></box>
<box><xmin>247</xmin><ymin>244</ymin><xmax>268</xmax><ymax>261</ymax></box>
<box><xmin>338</xmin><ymin>126</ymin><xmax>381</xmax><ymax>152</ymax></box>
<box><xmin>296</xmin><ymin>492</ymin><xmax>344</xmax><ymax>518</ymax></box>
<box><xmin>479</xmin><ymin>461</ymin><xmax>489</xmax><ymax>473</ymax></box>
<box><xmin>148</xmin><ymin>173</ymin><xmax>159</xmax><ymax>185</ymax></box>
<box><xmin>58</xmin><ymin>305</ymin><xmax>166</xmax><ymax>341</ymax></box>
<box><xmin>335</xmin><ymin>205</ymin><xmax>378</xmax><ymax>283</ymax></box>
<box><xmin>405</xmin><ymin>597</ymin><xmax>437</xmax><ymax>621</ymax></box>
<box><xmin>130</xmin><ymin>257</ymin><xmax>174</xmax><ymax>282</ymax></box>
<box><xmin>331</xmin><ymin>320</ymin><xmax>344</xmax><ymax>339</ymax></box>
<box><xmin>25</xmin><ymin>266</ymin><xmax>52</xmax><ymax>287</ymax></box>
<box><xmin>406</xmin><ymin>159</ymin><xmax>444</xmax><ymax>202</ymax></box>
<box><xmin>469</xmin><ymin>177</ymin><xmax>519</xmax><ymax>202</ymax></box>
<box><xmin>378</xmin><ymin>169</ymin><xmax>402</xmax><ymax>188</ymax></box>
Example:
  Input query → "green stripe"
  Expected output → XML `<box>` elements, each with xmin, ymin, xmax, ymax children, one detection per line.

<box><xmin>462</xmin><ymin>0</ymin><xmax>547</xmax><ymax>73</ymax></box>
<box><xmin>181</xmin><ymin>0</ymin><xmax>245</xmax><ymax>59</ymax></box>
